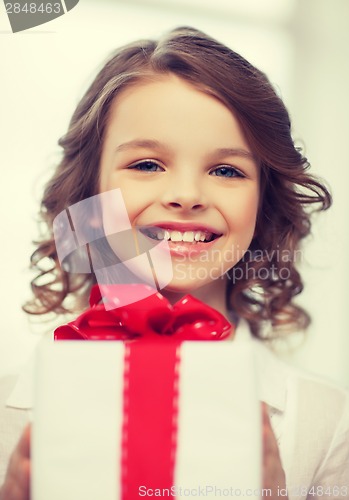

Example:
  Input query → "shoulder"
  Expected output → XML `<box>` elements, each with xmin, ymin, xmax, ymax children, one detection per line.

<box><xmin>285</xmin><ymin>365</ymin><xmax>349</xmax><ymax>450</ymax></box>
<box><xmin>253</xmin><ymin>336</ymin><xmax>349</xmax><ymax>432</ymax></box>
<box><xmin>290</xmin><ymin>368</ymin><xmax>349</xmax><ymax>416</ymax></box>
<box><xmin>250</xmin><ymin>331</ymin><xmax>349</xmax><ymax>416</ymax></box>
<box><xmin>285</xmin><ymin>368</ymin><xmax>349</xmax><ymax>490</ymax></box>
<box><xmin>250</xmin><ymin>337</ymin><xmax>349</xmax><ymax>490</ymax></box>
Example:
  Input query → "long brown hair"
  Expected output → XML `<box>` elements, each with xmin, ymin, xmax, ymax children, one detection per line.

<box><xmin>24</xmin><ymin>26</ymin><xmax>331</xmax><ymax>338</ymax></box>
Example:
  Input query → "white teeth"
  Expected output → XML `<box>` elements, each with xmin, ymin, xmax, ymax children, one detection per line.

<box><xmin>146</xmin><ymin>227</ymin><xmax>214</xmax><ymax>243</ymax></box>
<box><xmin>168</xmin><ymin>230</ymin><xmax>211</xmax><ymax>242</ymax></box>
<box><xmin>170</xmin><ymin>231</ymin><xmax>182</xmax><ymax>242</ymax></box>
<box><xmin>183</xmin><ymin>231</ymin><xmax>194</xmax><ymax>242</ymax></box>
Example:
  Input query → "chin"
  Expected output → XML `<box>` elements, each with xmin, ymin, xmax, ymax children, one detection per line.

<box><xmin>160</xmin><ymin>278</ymin><xmax>210</xmax><ymax>296</ymax></box>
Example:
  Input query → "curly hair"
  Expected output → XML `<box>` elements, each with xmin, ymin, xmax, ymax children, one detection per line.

<box><xmin>24</xmin><ymin>26</ymin><xmax>331</xmax><ymax>338</ymax></box>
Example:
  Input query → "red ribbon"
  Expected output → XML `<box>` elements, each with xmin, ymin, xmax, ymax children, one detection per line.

<box><xmin>54</xmin><ymin>284</ymin><xmax>234</xmax><ymax>500</ymax></box>
<box><xmin>54</xmin><ymin>284</ymin><xmax>232</xmax><ymax>342</ymax></box>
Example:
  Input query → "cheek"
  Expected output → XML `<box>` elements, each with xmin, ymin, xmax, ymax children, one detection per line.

<box><xmin>100</xmin><ymin>173</ymin><xmax>143</xmax><ymax>221</ymax></box>
<box><xmin>114</xmin><ymin>178</ymin><xmax>165</xmax><ymax>226</ymax></box>
<box><xmin>225</xmin><ymin>187</ymin><xmax>259</xmax><ymax>234</ymax></box>
<box><xmin>100</xmin><ymin>189</ymin><xmax>133</xmax><ymax>236</ymax></box>
<box><xmin>116</xmin><ymin>184</ymin><xmax>148</xmax><ymax>224</ymax></box>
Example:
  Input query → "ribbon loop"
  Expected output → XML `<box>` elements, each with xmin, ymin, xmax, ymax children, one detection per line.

<box><xmin>55</xmin><ymin>284</ymin><xmax>233</xmax><ymax>342</ymax></box>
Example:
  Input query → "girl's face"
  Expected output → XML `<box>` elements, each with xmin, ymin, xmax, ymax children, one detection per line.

<box><xmin>99</xmin><ymin>74</ymin><xmax>259</xmax><ymax>303</ymax></box>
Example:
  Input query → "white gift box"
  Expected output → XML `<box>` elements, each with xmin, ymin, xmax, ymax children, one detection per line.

<box><xmin>32</xmin><ymin>339</ymin><xmax>261</xmax><ymax>500</ymax></box>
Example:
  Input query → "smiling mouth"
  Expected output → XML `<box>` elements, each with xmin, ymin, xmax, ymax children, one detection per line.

<box><xmin>139</xmin><ymin>227</ymin><xmax>221</xmax><ymax>243</ymax></box>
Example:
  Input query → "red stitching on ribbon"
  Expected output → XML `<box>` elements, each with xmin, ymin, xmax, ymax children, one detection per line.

<box><xmin>121</xmin><ymin>344</ymin><xmax>130</xmax><ymax>500</ymax></box>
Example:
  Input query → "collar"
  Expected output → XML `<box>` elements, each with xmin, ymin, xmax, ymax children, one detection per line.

<box><xmin>6</xmin><ymin>333</ymin><xmax>51</xmax><ymax>410</ymax></box>
<box><xmin>6</xmin><ymin>321</ymin><xmax>288</xmax><ymax>412</ymax></box>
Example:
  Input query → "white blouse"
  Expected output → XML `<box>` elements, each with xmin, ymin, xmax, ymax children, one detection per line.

<box><xmin>1</xmin><ymin>321</ymin><xmax>349</xmax><ymax>499</ymax></box>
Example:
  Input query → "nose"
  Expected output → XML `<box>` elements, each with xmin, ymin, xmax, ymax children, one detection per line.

<box><xmin>161</xmin><ymin>171</ymin><xmax>208</xmax><ymax>212</ymax></box>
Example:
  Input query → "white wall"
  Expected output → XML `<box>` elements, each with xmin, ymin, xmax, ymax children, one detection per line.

<box><xmin>0</xmin><ymin>0</ymin><xmax>347</xmax><ymax>385</ymax></box>
<box><xmin>281</xmin><ymin>0</ymin><xmax>349</xmax><ymax>384</ymax></box>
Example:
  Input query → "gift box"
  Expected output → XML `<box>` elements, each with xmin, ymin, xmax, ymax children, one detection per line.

<box><xmin>31</xmin><ymin>287</ymin><xmax>261</xmax><ymax>500</ymax></box>
<box><xmin>32</xmin><ymin>340</ymin><xmax>261</xmax><ymax>500</ymax></box>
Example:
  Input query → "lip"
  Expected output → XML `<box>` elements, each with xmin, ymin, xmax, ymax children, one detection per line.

<box><xmin>137</xmin><ymin>221</ymin><xmax>223</xmax><ymax>236</ymax></box>
<box><xmin>166</xmin><ymin>238</ymin><xmax>219</xmax><ymax>257</ymax></box>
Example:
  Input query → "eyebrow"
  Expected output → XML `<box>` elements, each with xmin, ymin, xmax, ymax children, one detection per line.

<box><xmin>212</xmin><ymin>148</ymin><xmax>255</xmax><ymax>161</ymax></box>
<box><xmin>114</xmin><ymin>139</ymin><xmax>166</xmax><ymax>154</ymax></box>
<box><xmin>114</xmin><ymin>140</ymin><xmax>255</xmax><ymax>161</ymax></box>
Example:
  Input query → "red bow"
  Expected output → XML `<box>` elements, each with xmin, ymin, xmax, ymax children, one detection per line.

<box><xmin>54</xmin><ymin>284</ymin><xmax>233</xmax><ymax>342</ymax></box>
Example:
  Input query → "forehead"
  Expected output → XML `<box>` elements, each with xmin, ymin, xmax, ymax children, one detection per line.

<box><xmin>104</xmin><ymin>74</ymin><xmax>251</xmax><ymax>153</ymax></box>
<box><xmin>108</xmin><ymin>74</ymin><xmax>220</xmax><ymax>119</ymax></box>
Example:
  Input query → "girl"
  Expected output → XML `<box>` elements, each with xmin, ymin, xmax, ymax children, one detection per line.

<box><xmin>1</xmin><ymin>26</ymin><xmax>348</xmax><ymax>500</ymax></box>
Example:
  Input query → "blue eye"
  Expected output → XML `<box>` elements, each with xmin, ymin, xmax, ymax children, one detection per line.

<box><xmin>128</xmin><ymin>160</ymin><xmax>163</xmax><ymax>172</ymax></box>
<box><xmin>210</xmin><ymin>166</ymin><xmax>244</xmax><ymax>178</ymax></box>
